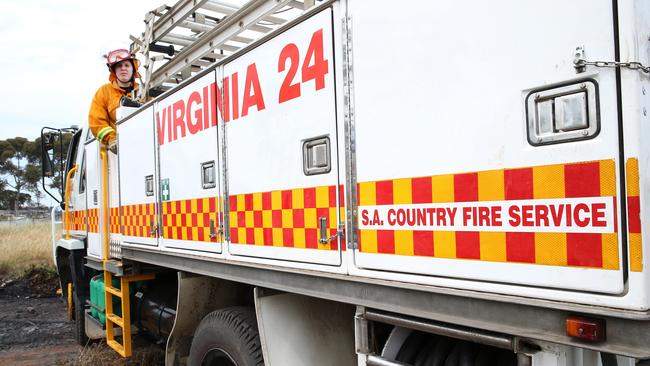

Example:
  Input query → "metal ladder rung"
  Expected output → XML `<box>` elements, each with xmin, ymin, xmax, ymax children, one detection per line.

<box><xmin>106</xmin><ymin>313</ymin><xmax>124</xmax><ymax>328</ymax></box>
<box><xmin>105</xmin><ymin>285</ymin><xmax>122</xmax><ymax>298</ymax></box>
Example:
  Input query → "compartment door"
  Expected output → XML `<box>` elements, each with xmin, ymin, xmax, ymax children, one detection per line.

<box><xmin>118</xmin><ymin>106</ymin><xmax>159</xmax><ymax>247</ymax></box>
<box><xmin>351</xmin><ymin>0</ymin><xmax>623</xmax><ymax>294</ymax></box>
<box><xmin>225</xmin><ymin>8</ymin><xmax>342</xmax><ymax>266</ymax></box>
<box><xmin>156</xmin><ymin>71</ymin><xmax>223</xmax><ymax>254</ymax></box>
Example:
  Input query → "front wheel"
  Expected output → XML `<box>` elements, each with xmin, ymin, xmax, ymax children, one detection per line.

<box><xmin>73</xmin><ymin>292</ymin><xmax>89</xmax><ymax>346</ymax></box>
<box><xmin>188</xmin><ymin>307</ymin><xmax>264</xmax><ymax>366</ymax></box>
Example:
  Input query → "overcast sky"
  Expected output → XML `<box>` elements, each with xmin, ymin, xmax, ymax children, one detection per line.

<box><xmin>0</xmin><ymin>0</ymin><xmax>164</xmax><ymax>141</ymax></box>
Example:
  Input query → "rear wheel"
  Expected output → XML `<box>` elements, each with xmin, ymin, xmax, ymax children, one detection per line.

<box><xmin>188</xmin><ymin>307</ymin><xmax>263</xmax><ymax>366</ymax></box>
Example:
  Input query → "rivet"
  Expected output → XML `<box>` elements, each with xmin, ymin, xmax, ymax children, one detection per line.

<box><xmin>644</xmin><ymin>107</ymin><xmax>647</xmax><ymax>117</ymax></box>
<box><xmin>582</xmin><ymin>130</ymin><xmax>589</xmax><ymax>136</ymax></box>
<box><xmin>643</xmin><ymin>87</ymin><xmax>646</xmax><ymax>95</ymax></box>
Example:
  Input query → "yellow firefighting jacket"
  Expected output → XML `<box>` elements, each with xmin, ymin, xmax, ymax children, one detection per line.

<box><xmin>88</xmin><ymin>63</ymin><xmax>140</xmax><ymax>145</ymax></box>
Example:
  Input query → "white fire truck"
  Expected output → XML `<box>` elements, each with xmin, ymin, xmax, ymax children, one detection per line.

<box><xmin>40</xmin><ymin>0</ymin><xmax>650</xmax><ymax>365</ymax></box>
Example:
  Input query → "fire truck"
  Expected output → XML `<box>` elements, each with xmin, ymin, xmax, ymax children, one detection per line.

<box><xmin>40</xmin><ymin>0</ymin><xmax>650</xmax><ymax>365</ymax></box>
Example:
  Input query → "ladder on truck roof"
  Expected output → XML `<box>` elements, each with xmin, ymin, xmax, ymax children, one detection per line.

<box><xmin>130</xmin><ymin>0</ymin><xmax>319</xmax><ymax>100</ymax></box>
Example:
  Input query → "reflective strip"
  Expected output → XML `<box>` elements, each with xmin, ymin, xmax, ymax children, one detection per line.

<box><xmin>97</xmin><ymin>127</ymin><xmax>115</xmax><ymax>144</ymax></box>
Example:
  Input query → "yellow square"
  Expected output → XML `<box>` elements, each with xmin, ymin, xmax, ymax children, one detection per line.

<box><xmin>534</xmin><ymin>232</ymin><xmax>567</xmax><ymax>266</ymax></box>
<box><xmin>245</xmin><ymin>211</ymin><xmax>254</xmax><ymax>228</ymax></box>
<box><xmin>294</xmin><ymin>228</ymin><xmax>306</xmax><ymax>248</ymax></box>
<box><xmin>169</xmin><ymin>203</ymin><xmax>176</xmax><ymax>214</ymax></box>
<box><xmin>263</xmin><ymin>210</ymin><xmax>273</xmax><ymax>228</ymax></box>
<box><xmin>394</xmin><ymin>230</ymin><xmax>414</xmax><ymax>256</ymax></box>
<box><xmin>316</xmin><ymin>186</ymin><xmax>330</xmax><ymax>208</ymax></box>
<box><xmin>273</xmin><ymin>228</ymin><xmax>283</xmax><ymax>246</ymax></box>
<box><xmin>292</xmin><ymin>189</ymin><xmax>305</xmax><ymax>209</ymax></box>
<box><xmin>431</xmin><ymin>175</ymin><xmax>454</xmax><ymax>202</ymax></box>
<box><xmin>626</xmin><ymin>159</ymin><xmax>640</xmax><ymax>196</ymax></box>
<box><xmin>533</xmin><ymin>164</ymin><xmax>565</xmax><ymax>199</ymax></box>
<box><xmin>192</xmin><ymin>227</ymin><xmax>199</xmax><ymax>241</ymax></box>
<box><xmin>282</xmin><ymin>209</ymin><xmax>293</xmax><ymax>228</ymax></box>
<box><xmin>329</xmin><ymin>208</ymin><xmax>338</xmax><ymax>228</ymax></box>
<box><xmin>433</xmin><ymin>231</ymin><xmax>456</xmax><ymax>258</ymax></box>
<box><xmin>191</xmin><ymin>199</ymin><xmax>198</xmax><ymax>213</ymax></box>
<box><xmin>393</xmin><ymin>178</ymin><xmax>412</xmax><ymax>204</ymax></box>
<box><xmin>478</xmin><ymin>170</ymin><xmax>504</xmax><ymax>201</ymax></box>
<box><xmin>479</xmin><ymin>232</ymin><xmax>506</xmax><ymax>262</ymax></box>
<box><xmin>237</xmin><ymin>228</ymin><xmax>247</xmax><ymax>243</ymax></box>
<box><xmin>198</xmin><ymin>212</ymin><xmax>205</xmax><ymax>227</ymax></box>
<box><xmin>236</xmin><ymin>195</ymin><xmax>245</xmax><ymax>212</ymax></box>
<box><xmin>602</xmin><ymin>233</ymin><xmax>620</xmax><ymax>270</ymax></box>
<box><xmin>600</xmin><ymin>160</ymin><xmax>617</xmax><ymax>197</ymax></box>
<box><xmin>254</xmin><ymin>228</ymin><xmax>264</xmax><ymax>246</ymax></box>
<box><xmin>359</xmin><ymin>181</ymin><xmax>376</xmax><ymax>206</ymax></box>
<box><xmin>359</xmin><ymin>230</ymin><xmax>378</xmax><ymax>253</ymax></box>
<box><xmin>271</xmin><ymin>191</ymin><xmax>282</xmax><ymax>210</ymax></box>
<box><xmin>253</xmin><ymin>192</ymin><xmax>263</xmax><ymax>210</ymax></box>
<box><xmin>162</xmin><ymin>203</ymin><xmax>169</xmax><ymax>215</ymax></box>
<box><xmin>202</xmin><ymin>198</ymin><xmax>210</xmax><ymax>213</ymax></box>
<box><xmin>304</xmin><ymin>208</ymin><xmax>317</xmax><ymax>229</ymax></box>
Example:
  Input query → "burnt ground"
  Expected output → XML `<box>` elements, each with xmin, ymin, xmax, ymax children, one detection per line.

<box><xmin>0</xmin><ymin>268</ymin><xmax>165</xmax><ymax>366</ymax></box>
<box><xmin>0</xmin><ymin>268</ymin><xmax>80</xmax><ymax>365</ymax></box>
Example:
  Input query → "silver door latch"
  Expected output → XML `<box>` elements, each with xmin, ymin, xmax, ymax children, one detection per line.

<box><xmin>319</xmin><ymin>217</ymin><xmax>345</xmax><ymax>244</ymax></box>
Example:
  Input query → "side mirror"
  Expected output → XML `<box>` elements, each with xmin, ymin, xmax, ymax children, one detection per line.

<box><xmin>41</xmin><ymin>133</ymin><xmax>56</xmax><ymax>177</ymax></box>
<box><xmin>40</xmin><ymin>128</ymin><xmax>64</xmax><ymax>204</ymax></box>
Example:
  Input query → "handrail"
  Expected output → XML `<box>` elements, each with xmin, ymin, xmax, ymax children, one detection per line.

<box><xmin>64</xmin><ymin>165</ymin><xmax>78</xmax><ymax>240</ymax></box>
<box><xmin>100</xmin><ymin>149</ymin><xmax>110</xmax><ymax>263</ymax></box>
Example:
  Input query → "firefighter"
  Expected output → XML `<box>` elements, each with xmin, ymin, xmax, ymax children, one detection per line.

<box><xmin>88</xmin><ymin>48</ymin><xmax>140</xmax><ymax>152</ymax></box>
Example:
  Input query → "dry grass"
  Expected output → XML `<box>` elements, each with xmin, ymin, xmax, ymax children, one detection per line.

<box><xmin>57</xmin><ymin>342</ymin><xmax>165</xmax><ymax>366</ymax></box>
<box><xmin>0</xmin><ymin>220</ymin><xmax>57</xmax><ymax>277</ymax></box>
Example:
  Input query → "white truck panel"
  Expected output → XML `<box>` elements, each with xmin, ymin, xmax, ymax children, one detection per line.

<box><xmin>224</xmin><ymin>8</ymin><xmax>342</xmax><ymax>265</ymax></box>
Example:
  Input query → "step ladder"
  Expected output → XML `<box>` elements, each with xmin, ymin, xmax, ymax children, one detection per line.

<box><xmin>130</xmin><ymin>0</ymin><xmax>319</xmax><ymax>100</ymax></box>
<box><xmin>103</xmin><ymin>267</ymin><xmax>155</xmax><ymax>357</ymax></box>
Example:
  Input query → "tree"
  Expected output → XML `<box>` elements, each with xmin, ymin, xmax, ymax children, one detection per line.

<box><xmin>0</xmin><ymin>137</ymin><xmax>34</xmax><ymax>211</ymax></box>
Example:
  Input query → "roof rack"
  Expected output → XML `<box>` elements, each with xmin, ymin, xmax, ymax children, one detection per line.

<box><xmin>130</xmin><ymin>0</ymin><xmax>318</xmax><ymax>99</ymax></box>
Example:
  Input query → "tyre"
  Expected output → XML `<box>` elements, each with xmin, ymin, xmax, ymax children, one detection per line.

<box><xmin>73</xmin><ymin>292</ymin><xmax>89</xmax><ymax>346</ymax></box>
<box><xmin>188</xmin><ymin>307</ymin><xmax>264</xmax><ymax>366</ymax></box>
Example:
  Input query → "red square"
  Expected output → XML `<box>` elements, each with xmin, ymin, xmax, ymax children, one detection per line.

<box><xmin>230</xmin><ymin>228</ymin><xmax>238</xmax><ymax>243</ymax></box>
<box><xmin>283</xmin><ymin>228</ymin><xmax>294</xmax><ymax>247</ymax></box>
<box><xmin>567</xmin><ymin>233</ymin><xmax>602</xmax><ymax>267</ymax></box>
<box><xmin>413</xmin><ymin>230</ymin><xmax>434</xmax><ymax>256</ymax></box>
<box><xmin>246</xmin><ymin>228</ymin><xmax>255</xmax><ymax>245</ymax></box>
<box><xmin>282</xmin><ymin>190</ymin><xmax>293</xmax><ymax>209</ymax></box>
<box><xmin>506</xmin><ymin>232</ymin><xmax>535</xmax><ymax>263</ymax></box>
<box><xmin>191</xmin><ymin>213</ymin><xmax>198</xmax><ymax>227</ymax></box>
<box><xmin>339</xmin><ymin>185</ymin><xmax>345</xmax><ymax>205</ymax></box>
<box><xmin>263</xmin><ymin>228</ymin><xmax>273</xmax><ymax>246</ymax></box>
<box><xmin>329</xmin><ymin>185</ymin><xmax>337</xmax><ymax>207</ymax></box>
<box><xmin>454</xmin><ymin>173</ymin><xmax>478</xmax><ymax>202</ymax></box>
<box><xmin>262</xmin><ymin>192</ymin><xmax>272</xmax><ymax>210</ymax></box>
<box><xmin>330</xmin><ymin>229</ymin><xmax>339</xmax><ymax>250</ymax></box>
<box><xmin>197</xmin><ymin>227</ymin><xmax>205</xmax><ymax>242</ymax></box>
<box><xmin>456</xmin><ymin>231</ymin><xmax>480</xmax><ymax>259</ymax></box>
<box><xmin>197</xmin><ymin>198</ymin><xmax>203</xmax><ymax>213</ymax></box>
<box><xmin>304</xmin><ymin>188</ymin><xmax>316</xmax><ymax>208</ymax></box>
<box><xmin>229</xmin><ymin>195</ymin><xmax>237</xmax><ymax>211</ymax></box>
<box><xmin>305</xmin><ymin>228</ymin><xmax>318</xmax><ymax>248</ymax></box>
<box><xmin>245</xmin><ymin>194</ymin><xmax>254</xmax><ymax>211</ymax></box>
<box><xmin>565</xmin><ymin>162</ymin><xmax>600</xmax><ymax>198</ymax></box>
<box><xmin>237</xmin><ymin>211</ymin><xmax>246</xmax><ymax>227</ymax></box>
<box><xmin>181</xmin><ymin>214</ymin><xmax>187</xmax><ymax>227</ymax></box>
<box><xmin>208</xmin><ymin>197</ymin><xmax>215</xmax><ymax>212</ymax></box>
<box><xmin>272</xmin><ymin>210</ymin><xmax>283</xmax><ymax>228</ymax></box>
<box><xmin>317</xmin><ymin>208</ymin><xmax>330</xmax><ymax>224</ymax></box>
<box><xmin>504</xmin><ymin>168</ymin><xmax>533</xmax><ymax>200</ymax></box>
<box><xmin>377</xmin><ymin>230</ymin><xmax>395</xmax><ymax>253</ymax></box>
<box><xmin>376</xmin><ymin>181</ymin><xmax>393</xmax><ymax>205</ymax></box>
<box><xmin>412</xmin><ymin>177</ymin><xmax>432</xmax><ymax>204</ymax></box>
<box><xmin>253</xmin><ymin>211</ymin><xmax>263</xmax><ymax>227</ymax></box>
<box><xmin>628</xmin><ymin>197</ymin><xmax>641</xmax><ymax>233</ymax></box>
<box><xmin>293</xmin><ymin>209</ymin><xmax>304</xmax><ymax>228</ymax></box>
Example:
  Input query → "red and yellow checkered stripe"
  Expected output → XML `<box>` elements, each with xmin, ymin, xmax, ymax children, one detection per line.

<box><xmin>358</xmin><ymin>160</ymin><xmax>619</xmax><ymax>270</ymax></box>
<box><xmin>121</xmin><ymin>203</ymin><xmax>156</xmax><ymax>237</ymax></box>
<box><xmin>228</xmin><ymin>185</ymin><xmax>344</xmax><ymax>250</ymax></box>
<box><xmin>161</xmin><ymin>197</ymin><xmax>221</xmax><ymax>242</ymax></box>
<box><xmin>88</xmin><ymin>208</ymin><xmax>99</xmax><ymax>233</ymax></box>
<box><xmin>110</xmin><ymin>207</ymin><xmax>120</xmax><ymax>234</ymax></box>
<box><xmin>627</xmin><ymin>158</ymin><xmax>642</xmax><ymax>272</ymax></box>
<box><xmin>68</xmin><ymin>210</ymin><xmax>87</xmax><ymax>231</ymax></box>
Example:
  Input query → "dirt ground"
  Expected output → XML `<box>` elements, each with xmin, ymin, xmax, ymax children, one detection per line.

<box><xmin>0</xmin><ymin>269</ymin><xmax>165</xmax><ymax>366</ymax></box>
<box><xmin>0</xmin><ymin>271</ymin><xmax>80</xmax><ymax>365</ymax></box>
